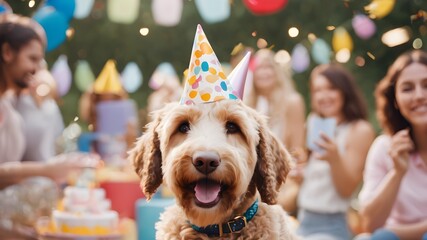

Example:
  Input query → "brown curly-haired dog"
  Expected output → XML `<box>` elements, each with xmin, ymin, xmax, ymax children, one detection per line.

<box><xmin>129</xmin><ymin>100</ymin><xmax>297</xmax><ymax>239</ymax></box>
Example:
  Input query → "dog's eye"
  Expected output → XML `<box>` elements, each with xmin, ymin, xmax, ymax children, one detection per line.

<box><xmin>226</xmin><ymin>121</ymin><xmax>240</xmax><ymax>134</ymax></box>
<box><xmin>178</xmin><ymin>122</ymin><xmax>190</xmax><ymax>133</ymax></box>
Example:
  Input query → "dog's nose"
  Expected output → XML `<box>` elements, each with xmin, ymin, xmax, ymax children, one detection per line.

<box><xmin>192</xmin><ymin>151</ymin><xmax>220</xmax><ymax>174</ymax></box>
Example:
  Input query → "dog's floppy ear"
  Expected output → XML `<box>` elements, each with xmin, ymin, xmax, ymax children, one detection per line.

<box><xmin>128</xmin><ymin>110</ymin><xmax>163</xmax><ymax>200</ymax></box>
<box><xmin>254</xmin><ymin>115</ymin><xmax>292</xmax><ymax>205</ymax></box>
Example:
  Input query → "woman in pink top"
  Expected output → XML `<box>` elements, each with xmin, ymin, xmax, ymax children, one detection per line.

<box><xmin>359</xmin><ymin>50</ymin><xmax>427</xmax><ymax>240</ymax></box>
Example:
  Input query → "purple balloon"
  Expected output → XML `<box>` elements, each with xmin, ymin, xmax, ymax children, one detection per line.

<box><xmin>291</xmin><ymin>44</ymin><xmax>310</xmax><ymax>73</ymax></box>
<box><xmin>352</xmin><ymin>14</ymin><xmax>376</xmax><ymax>40</ymax></box>
<box><xmin>51</xmin><ymin>55</ymin><xmax>72</xmax><ymax>97</ymax></box>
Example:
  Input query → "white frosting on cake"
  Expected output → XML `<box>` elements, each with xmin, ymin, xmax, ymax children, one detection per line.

<box><xmin>63</xmin><ymin>187</ymin><xmax>111</xmax><ymax>213</ymax></box>
<box><xmin>53</xmin><ymin>186</ymin><xmax>119</xmax><ymax>234</ymax></box>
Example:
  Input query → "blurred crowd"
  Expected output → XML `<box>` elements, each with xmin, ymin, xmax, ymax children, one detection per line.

<box><xmin>0</xmin><ymin>14</ymin><xmax>426</xmax><ymax>240</ymax></box>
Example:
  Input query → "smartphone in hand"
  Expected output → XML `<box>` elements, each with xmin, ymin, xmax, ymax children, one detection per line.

<box><xmin>306</xmin><ymin>114</ymin><xmax>337</xmax><ymax>152</ymax></box>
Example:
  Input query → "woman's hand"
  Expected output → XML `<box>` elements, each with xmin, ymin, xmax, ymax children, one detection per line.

<box><xmin>45</xmin><ymin>152</ymin><xmax>100</xmax><ymax>183</ymax></box>
<box><xmin>312</xmin><ymin>132</ymin><xmax>341</xmax><ymax>163</ymax></box>
<box><xmin>288</xmin><ymin>147</ymin><xmax>307</xmax><ymax>184</ymax></box>
<box><xmin>389</xmin><ymin>129</ymin><xmax>414</xmax><ymax>175</ymax></box>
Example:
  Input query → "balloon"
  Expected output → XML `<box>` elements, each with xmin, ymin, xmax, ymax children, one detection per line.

<box><xmin>149</xmin><ymin>62</ymin><xmax>179</xmax><ymax>90</ymax></box>
<box><xmin>33</xmin><ymin>6</ymin><xmax>69</xmax><ymax>52</ymax></box>
<box><xmin>243</xmin><ymin>0</ymin><xmax>288</xmax><ymax>15</ymax></box>
<box><xmin>291</xmin><ymin>44</ymin><xmax>310</xmax><ymax>73</ymax></box>
<box><xmin>121</xmin><ymin>62</ymin><xmax>143</xmax><ymax>93</ymax></box>
<box><xmin>107</xmin><ymin>0</ymin><xmax>140</xmax><ymax>24</ymax></box>
<box><xmin>0</xmin><ymin>1</ymin><xmax>12</xmax><ymax>14</ymax></box>
<box><xmin>45</xmin><ymin>0</ymin><xmax>76</xmax><ymax>20</ymax></box>
<box><xmin>311</xmin><ymin>38</ymin><xmax>331</xmax><ymax>64</ymax></box>
<box><xmin>152</xmin><ymin>0</ymin><xmax>183</xmax><ymax>27</ymax></box>
<box><xmin>75</xmin><ymin>60</ymin><xmax>95</xmax><ymax>92</ymax></box>
<box><xmin>332</xmin><ymin>27</ymin><xmax>353</xmax><ymax>52</ymax></box>
<box><xmin>352</xmin><ymin>14</ymin><xmax>376</xmax><ymax>40</ymax></box>
<box><xmin>50</xmin><ymin>55</ymin><xmax>72</xmax><ymax>97</ymax></box>
<box><xmin>365</xmin><ymin>0</ymin><xmax>395</xmax><ymax>19</ymax></box>
<box><xmin>195</xmin><ymin>0</ymin><xmax>230</xmax><ymax>24</ymax></box>
<box><xmin>74</xmin><ymin>0</ymin><xmax>94</xmax><ymax>19</ymax></box>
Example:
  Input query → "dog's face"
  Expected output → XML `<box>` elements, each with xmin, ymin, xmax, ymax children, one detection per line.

<box><xmin>129</xmin><ymin>100</ymin><xmax>291</xmax><ymax>226</ymax></box>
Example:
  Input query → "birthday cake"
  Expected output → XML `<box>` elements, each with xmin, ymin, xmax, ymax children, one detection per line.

<box><xmin>52</xmin><ymin>186</ymin><xmax>119</xmax><ymax>235</ymax></box>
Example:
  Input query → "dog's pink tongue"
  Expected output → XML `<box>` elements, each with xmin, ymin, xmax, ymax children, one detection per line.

<box><xmin>195</xmin><ymin>181</ymin><xmax>220</xmax><ymax>203</ymax></box>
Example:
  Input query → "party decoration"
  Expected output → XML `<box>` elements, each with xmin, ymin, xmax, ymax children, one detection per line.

<box><xmin>332</xmin><ymin>27</ymin><xmax>353</xmax><ymax>52</ymax></box>
<box><xmin>0</xmin><ymin>1</ymin><xmax>12</xmax><ymax>14</ymax></box>
<box><xmin>364</xmin><ymin>0</ymin><xmax>395</xmax><ymax>19</ymax></box>
<box><xmin>121</xmin><ymin>62</ymin><xmax>143</xmax><ymax>93</ymax></box>
<box><xmin>74</xmin><ymin>0</ymin><xmax>94</xmax><ymax>19</ymax></box>
<box><xmin>152</xmin><ymin>0</ymin><xmax>183</xmax><ymax>27</ymax></box>
<box><xmin>33</xmin><ymin>6</ymin><xmax>69</xmax><ymax>52</ymax></box>
<box><xmin>93</xmin><ymin>60</ymin><xmax>123</xmax><ymax>94</ymax></box>
<box><xmin>180</xmin><ymin>25</ymin><xmax>237</xmax><ymax>105</ymax></box>
<box><xmin>411</xmin><ymin>10</ymin><xmax>427</xmax><ymax>23</ymax></box>
<box><xmin>195</xmin><ymin>0</ymin><xmax>230</xmax><ymax>24</ymax></box>
<box><xmin>311</xmin><ymin>38</ymin><xmax>331</xmax><ymax>64</ymax></box>
<box><xmin>228</xmin><ymin>52</ymin><xmax>251</xmax><ymax>99</ymax></box>
<box><xmin>50</xmin><ymin>55</ymin><xmax>72</xmax><ymax>97</ymax></box>
<box><xmin>107</xmin><ymin>0</ymin><xmax>140</xmax><ymax>24</ymax></box>
<box><xmin>75</xmin><ymin>60</ymin><xmax>95</xmax><ymax>92</ymax></box>
<box><xmin>149</xmin><ymin>62</ymin><xmax>179</xmax><ymax>90</ymax></box>
<box><xmin>291</xmin><ymin>44</ymin><xmax>310</xmax><ymax>73</ymax></box>
<box><xmin>243</xmin><ymin>0</ymin><xmax>288</xmax><ymax>15</ymax></box>
<box><xmin>352</xmin><ymin>14</ymin><xmax>376</xmax><ymax>40</ymax></box>
<box><xmin>45</xmin><ymin>0</ymin><xmax>76</xmax><ymax>20</ymax></box>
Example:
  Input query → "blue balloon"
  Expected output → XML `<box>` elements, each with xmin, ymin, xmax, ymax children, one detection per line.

<box><xmin>33</xmin><ymin>6</ymin><xmax>69</xmax><ymax>52</ymax></box>
<box><xmin>0</xmin><ymin>6</ymin><xmax>7</xmax><ymax>13</ymax></box>
<box><xmin>195</xmin><ymin>0</ymin><xmax>230</xmax><ymax>23</ymax></box>
<box><xmin>311</xmin><ymin>38</ymin><xmax>331</xmax><ymax>64</ymax></box>
<box><xmin>0</xmin><ymin>2</ymin><xmax>12</xmax><ymax>14</ymax></box>
<box><xmin>45</xmin><ymin>0</ymin><xmax>76</xmax><ymax>20</ymax></box>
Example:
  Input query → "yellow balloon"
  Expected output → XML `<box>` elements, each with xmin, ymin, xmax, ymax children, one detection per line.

<box><xmin>332</xmin><ymin>27</ymin><xmax>353</xmax><ymax>52</ymax></box>
<box><xmin>93</xmin><ymin>60</ymin><xmax>123</xmax><ymax>94</ymax></box>
<box><xmin>365</xmin><ymin>0</ymin><xmax>396</xmax><ymax>19</ymax></box>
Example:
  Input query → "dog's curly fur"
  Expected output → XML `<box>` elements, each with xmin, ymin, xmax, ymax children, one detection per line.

<box><xmin>128</xmin><ymin>100</ymin><xmax>297</xmax><ymax>239</ymax></box>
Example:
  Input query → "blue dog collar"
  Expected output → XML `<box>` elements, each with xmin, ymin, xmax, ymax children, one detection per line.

<box><xmin>190</xmin><ymin>199</ymin><xmax>259</xmax><ymax>237</ymax></box>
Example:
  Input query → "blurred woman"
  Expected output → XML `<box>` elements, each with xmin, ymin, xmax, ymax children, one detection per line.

<box><xmin>297</xmin><ymin>64</ymin><xmax>375</xmax><ymax>239</ymax></box>
<box><xmin>245</xmin><ymin>48</ymin><xmax>306</xmax><ymax>214</ymax></box>
<box><xmin>358</xmin><ymin>50</ymin><xmax>427</xmax><ymax>240</ymax></box>
<box><xmin>15</xmin><ymin>65</ymin><xmax>64</xmax><ymax>162</ymax></box>
<box><xmin>0</xmin><ymin>16</ymin><xmax>98</xmax><ymax>237</ymax></box>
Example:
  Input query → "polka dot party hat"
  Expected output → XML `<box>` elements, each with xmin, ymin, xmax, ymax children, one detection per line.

<box><xmin>180</xmin><ymin>25</ymin><xmax>238</xmax><ymax>105</ymax></box>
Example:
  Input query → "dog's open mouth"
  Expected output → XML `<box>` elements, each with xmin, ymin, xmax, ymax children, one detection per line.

<box><xmin>193</xmin><ymin>179</ymin><xmax>222</xmax><ymax>208</ymax></box>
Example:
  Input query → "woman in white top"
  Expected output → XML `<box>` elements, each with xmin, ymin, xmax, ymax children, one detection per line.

<box><xmin>244</xmin><ymin>48</ymin><xmax>306</xmax><ymax>214</ymax></box>
<box><xmin>16</xmin><ymin>68</ymin><xmax>64</xmax><ymax>162</ymax></box>
<box><xmin>297</xmin><ymin>64</ymin><xmax>375</xmax><ymax>239</ymax></box>
<box><xmin>0</xmin><ymin>16</ymin><xmax>98</xmax><ymax>237</ymax></box>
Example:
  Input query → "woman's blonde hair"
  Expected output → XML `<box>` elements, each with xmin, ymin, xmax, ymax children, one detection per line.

<box><xmin>246</xmin><ymin>49</ymin><xmax>297</xmax><ymax>119</ymax></box>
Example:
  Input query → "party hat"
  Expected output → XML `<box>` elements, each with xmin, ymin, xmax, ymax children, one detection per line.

<box><xmin>93</xmin><ymin>60</ymin><xmax>123</xmax><ymax>94</ymax></box>
<box><xmin>228</xmin><ymin>51</ymin><xmax>251</xmax><ymax>99</ymax></box>
<box><xmin>180</xmin><ymin>25</ymin><xmax>237</xmax><ymax>105</ymax></box>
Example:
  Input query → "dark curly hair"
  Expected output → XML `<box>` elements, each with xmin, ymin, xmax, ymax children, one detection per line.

<box><xmin>375</xmin><ymin>50</ymin><xmax>427</xmax><ymax>135</ymax></box>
